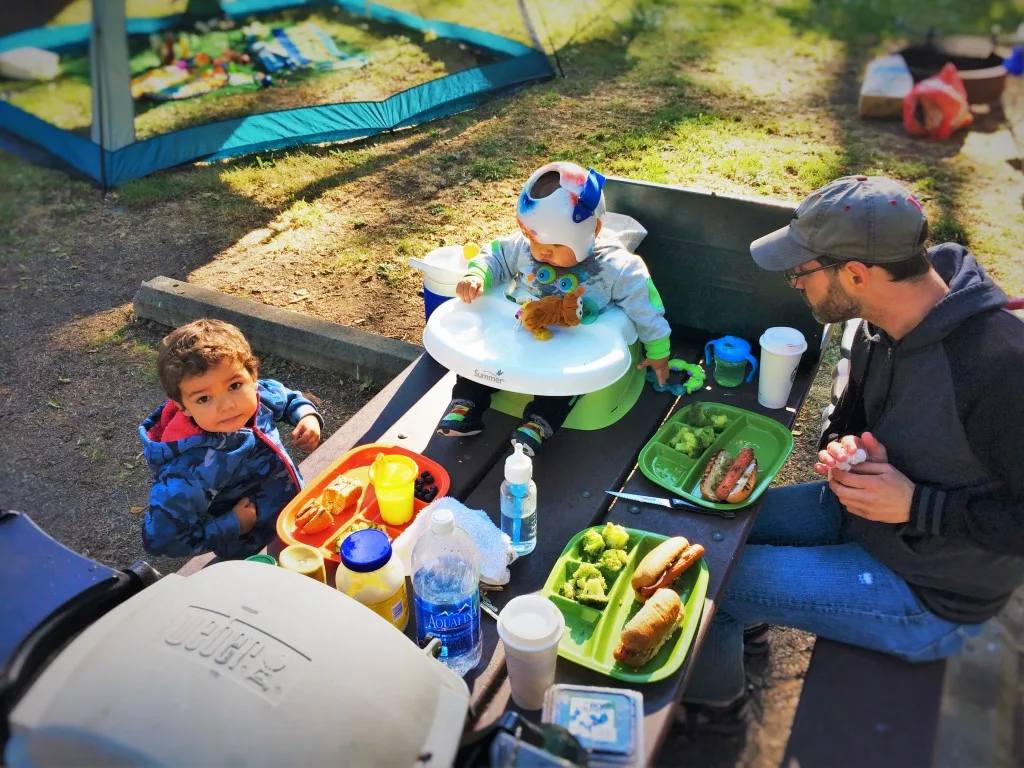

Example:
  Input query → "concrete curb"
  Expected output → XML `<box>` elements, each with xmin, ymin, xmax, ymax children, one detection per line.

<box><xmin>133</xmin><ymin>276</ymin><xmax>423</xmax><ymax>383</ymax></box>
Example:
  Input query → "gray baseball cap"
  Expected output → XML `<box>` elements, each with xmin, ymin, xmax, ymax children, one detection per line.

<box><xmin>750</xmin><ymin>175</ymin><xmax>927</xmax><ymax>271</ymax></box>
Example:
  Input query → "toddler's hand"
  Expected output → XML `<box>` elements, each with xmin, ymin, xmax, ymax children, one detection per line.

<box><xmin>292</xmin><ymin>414</ymin><xmax>321</xmax><ymax>452</ymax></box>
<box><xmin>233</xmin><ymin>497</ymin><xmax>257</xmax><ymax>534</ymax></box>
<box><xmin>638</xmin><ymin>357</ymin><xmax>670</xmax><ymax>386</ymax></box>
<box><xmin>456</xmin><ymin>277</ymin><xmax>484</xmax><ymax>303</ymax></box>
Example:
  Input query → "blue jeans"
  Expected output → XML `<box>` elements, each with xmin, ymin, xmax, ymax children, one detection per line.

<box><xmin>683</xmin><ymin>482</ymin><xmax>984</xmax><ymax>704</ymax></box>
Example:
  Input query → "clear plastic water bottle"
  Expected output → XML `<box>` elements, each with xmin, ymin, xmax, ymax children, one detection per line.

<box><xmin>500</xmin><ymin>443</ymin><xmax>537</xmax><ymax>556</ymax></box>
<box><xmin>411</xmin><ymin>507</ymin><xmax>482</xmax><ymax>676</ymax></box>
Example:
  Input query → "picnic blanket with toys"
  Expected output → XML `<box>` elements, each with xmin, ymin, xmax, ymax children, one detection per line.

<box><xmin>130</xmin><ymin>20</ymin><xmax>368</xmax><ymax>102</ymax></box>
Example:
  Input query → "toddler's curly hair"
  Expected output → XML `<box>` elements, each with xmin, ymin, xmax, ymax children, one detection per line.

<box><xmin>158</xmin><ymin>319</ymin><xmax>259</xmax><ymax>402</ymax></box>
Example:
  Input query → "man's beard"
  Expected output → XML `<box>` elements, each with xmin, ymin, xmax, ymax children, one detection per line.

<box><xmin>804</xmin><ymin>275</ymin><xmax>861</xmax><ymax>324</ymax></box>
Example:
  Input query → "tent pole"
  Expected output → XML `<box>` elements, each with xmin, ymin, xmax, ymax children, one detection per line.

<box><xmin>90</xmin><ymin>0</ymin><xmax>136</xmax><ymax>187</ymax></box>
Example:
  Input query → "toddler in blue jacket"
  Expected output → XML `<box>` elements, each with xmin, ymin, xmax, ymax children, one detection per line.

<box><xmin>139</xmin><ymin>319</ymin><xmax>323</xmax><ymax>559</ymax></box>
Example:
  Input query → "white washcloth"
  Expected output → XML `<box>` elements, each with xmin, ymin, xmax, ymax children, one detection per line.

<box><xmin>393</xmin><ymin>496</ymin><xmax>517</xmax><ymax>586</ymax></box>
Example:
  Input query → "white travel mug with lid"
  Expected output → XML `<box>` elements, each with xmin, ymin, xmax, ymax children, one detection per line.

<box><xmin>497</xmin><ymin>594</ymin><xmax>565</xmax><ymax>709</ymax></box>
<box><xmin>757</xmin><ymin>327</ymin><xmax>808</xmax><ymax>409</ymax></box>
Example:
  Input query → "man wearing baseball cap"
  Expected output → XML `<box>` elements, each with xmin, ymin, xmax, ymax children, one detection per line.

<box><xmin>678</xmin><ymin>175</ymin><xmax>1024</xmax><ymax>733</ymax></box>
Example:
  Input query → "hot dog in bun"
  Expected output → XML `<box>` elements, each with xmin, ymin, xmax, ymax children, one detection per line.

<box><xmin>699</xmin><ymin>447</ymin><xmax>757</xmax><ymax>504</ymax></box>
<box><xmin>613</xmin><ymin>588</ymin><xmax>682</xmax><ymax>668</ymax></box>
<box><xmin>630</xmin><ymin>536</ymin><xmax>705</xmax><ymax>603</ymax></box>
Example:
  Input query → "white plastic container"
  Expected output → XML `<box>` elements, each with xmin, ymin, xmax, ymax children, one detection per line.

<box><xmin>496</xmin><ymin>594</ymin><xmax>564</xmax><ymax>710</ymax></box>
<box><xmin>0</xmin><ymin>47</ymin><xmax>60</xmax><ymax>81</ymax></box>
<box><xmin>335</xmin><ymin>529</ymin><xmax>409</xmax><ymax>631</ymax></box>
<box><xmin>757</xmin><ymin>327</ymin><xmax>808</xmax><ymax>409</ymax></box>
<box><xmin>409</xmin><ymin>244</ymin><xmax>478</xmax><ymax>320</ymax></box>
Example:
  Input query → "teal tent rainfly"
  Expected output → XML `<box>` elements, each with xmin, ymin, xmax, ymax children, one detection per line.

<box><xmin>0</xmin><ymin>0</ymin><xmax>554</xmax><ymax>187</ymax></box>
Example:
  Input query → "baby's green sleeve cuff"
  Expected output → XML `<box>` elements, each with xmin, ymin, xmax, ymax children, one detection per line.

<box><xmin>643</xmin><ymin>336</ymin><xmax>671</xmax><ymax>360</ymax></box>
<box><xmin>464</xmin><ymin>260</ymin><xmax>492</xmax><ymax>290</ymax></box>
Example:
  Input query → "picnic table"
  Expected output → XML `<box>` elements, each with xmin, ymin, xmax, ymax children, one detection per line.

<box><xmin>177</xmin><ymin>177</ymin><xmax>826</xmax><ymax>762</ymax></box>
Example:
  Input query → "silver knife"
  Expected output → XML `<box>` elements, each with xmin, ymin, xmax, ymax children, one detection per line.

<box><xmin>606</xmin><ymin>490</ymin><xmax>736</xmax><ymax>518</ymax></box>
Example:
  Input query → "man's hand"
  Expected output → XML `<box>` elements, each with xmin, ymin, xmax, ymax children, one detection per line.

<box><xmin>814</xmin><ymin>431</ymin><xmax>887</xmax><ymax>476</ymax></box>
<box><xmin>821</xmin><ymin>433</ymin><xmax>914</xmax><ymax>524</ymax></box>
<box><xmin>292</xmin><ymin>414</ymin><xmax>321</xmax><ymax>452</ymax></box>
<box><xmin>456</xmin><ymin>277</ymin><xmax>484</xmax><ymax>303</ymax></box>
<box><xmin>233</xmin><ymin>497</ymin><xmax>257</xmax><ymax>534</ymax></box>
<box><xmin>638</xmin><ymin>357</ymin><xmax>670</xmax><ymax>386</ymax></box>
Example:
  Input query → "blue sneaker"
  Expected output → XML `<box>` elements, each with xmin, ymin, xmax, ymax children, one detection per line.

<box><xmin>437</xmin><ymin>399</ymin><xmax>485</xmax><ymax>437</ymax></box>
<box><xmin>510</xmin><ymin>416</ymin><xmax>552</xmax><ymax>458</ymax></box>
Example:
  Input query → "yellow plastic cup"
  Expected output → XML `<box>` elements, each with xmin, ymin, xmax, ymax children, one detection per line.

<box><xmin>369</xmin><ymin>453</ymin><xmax>418</xmax><ymax>526</ymax></box>
<box><xmin>279</xmin><ymin>544</ymin><xmax>326</xmax><ymax>583</ymax></box>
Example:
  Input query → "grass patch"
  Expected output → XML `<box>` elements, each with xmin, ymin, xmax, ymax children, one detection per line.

<box><xmin>3</xmin><ymin>0</ymin><xmax>1021</xmax><ymax>316</ymax></box>
<box><xmin>931</xmin><ymin>214</ymin><xmax>970</xmax><ymax>246</ymax></box>
<box><xmin>2</xmin><ymin>7</ymin><xmax>482</xmax><ymax>140</ymax></box>
<box><xmin>470</xmin><ymin>158</ymin><xmax>521</xmax><ymax>182</ymax></box>
<box><xmin>87</xmin><ymin>328</ymin><xmax>128</xmax><ymax>351</ymax></box>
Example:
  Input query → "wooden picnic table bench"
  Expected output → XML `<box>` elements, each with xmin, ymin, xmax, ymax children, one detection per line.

<box><xmin>175</xmin><ymin>178</ymin><xmax>952</xmax><ymax>766</ymax></box>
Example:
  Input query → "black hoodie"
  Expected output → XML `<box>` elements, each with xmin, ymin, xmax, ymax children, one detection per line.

<box><xmin>822</xmin><ymin>243</ymin><xmax>1024</xmax><ymax>624</ymax></box>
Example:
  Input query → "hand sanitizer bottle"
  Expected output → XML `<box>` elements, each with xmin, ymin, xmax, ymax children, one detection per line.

<box><xmin>500</xmin><ymin>443</ymin><xmax>537</xmax><ymax>556</ymax></box>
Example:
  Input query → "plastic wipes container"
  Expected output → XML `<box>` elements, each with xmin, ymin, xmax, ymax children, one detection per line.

<box><xmin>408</xmin><ymin>243</ymin><xmax>481</xmax><ymax>321</ymax></box>
<box><xmin>336</xmin><ymin>529</ymin><xmax>409</xmax><ymax>631</ymax></box>
<box><xmin>704</xmin><ymin>336</ymin><xmax>758</xmax><ymax>388</ymax></box>
<box><xmin>542</xmin><ymin>684</ymin><xmax>644</xmax><ymax>767</ymax></box>
<box><xmin>369</xmin><ymin>453</ymin><xmax>418</xmax><ymax>526</ymax></box>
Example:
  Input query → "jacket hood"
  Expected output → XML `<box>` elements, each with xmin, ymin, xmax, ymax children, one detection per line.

<box><xmin>140</xmin><ymin>401</ymin><xmax>249</xmax><ymax>471</ymax></box>
<box><xmin>900</xmin><ymin>243</ymin><xmax>1008</xmax><ymax>350</ymax></box>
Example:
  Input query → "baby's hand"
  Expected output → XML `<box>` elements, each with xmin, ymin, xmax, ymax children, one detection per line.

<box><xmin>233</xmin><ymin>497</ymin><xmax>257</xmax><ymax>534</ymax></box>
<box><xmin>292</xmin><ymin>414</ymin><xmax>321</xmax><ymax>452</ymax></box>
<box><xmin>638</xmin><ymin>357</ymin><xmax>670</xmax><ymax>386</ymax></box>
<box><xmin>456</xmin><ymin>277</ymin><xmax>484</xmax><ymax>303</ymax></box>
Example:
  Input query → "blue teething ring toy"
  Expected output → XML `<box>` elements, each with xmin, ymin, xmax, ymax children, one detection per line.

<box><xmin>646</xmin><ymin>358</ymin><xmax>705</xmax><ymax>396</ymax></box>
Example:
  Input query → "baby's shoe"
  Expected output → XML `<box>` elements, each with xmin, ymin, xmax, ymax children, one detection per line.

<box><xmin>436</xmin><ymin>399</ymin><xmax>485</xmax><ymax>436</ymax></box>
<box><xmin>510</xmin><ymin>415</ymin><xmax>553</xmax><ymax>458</ymax></box>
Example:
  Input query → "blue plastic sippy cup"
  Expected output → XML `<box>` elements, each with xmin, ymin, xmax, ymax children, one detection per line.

<box><xmin>704</xmin><ymin>336</ymin><xmax>758</xmax><ymax>387</ymax></box>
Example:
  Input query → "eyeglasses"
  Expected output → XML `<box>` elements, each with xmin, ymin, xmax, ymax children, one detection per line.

<box><xmin>784</xmin><ymin>261</ymin><xmax>841</xmax><ymax>287</ymax></box>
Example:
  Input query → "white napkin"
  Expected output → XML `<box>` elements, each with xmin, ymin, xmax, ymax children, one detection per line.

<box><xmin>393</xmin><ymin>496</ymin><xmax>517</xmax><ymax>586</ymax></box>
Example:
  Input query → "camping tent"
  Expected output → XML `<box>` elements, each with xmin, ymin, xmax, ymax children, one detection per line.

<box><xmin>0</xmin><ymin>0</ymin><xmax>554</xmax><ymax>187</ymax></box>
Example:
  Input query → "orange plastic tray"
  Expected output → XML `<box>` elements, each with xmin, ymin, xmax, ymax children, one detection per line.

<box><xmin>276</xmin><ymin>443</ymin><xmax>450</xmax><ymax>564</ymax></box>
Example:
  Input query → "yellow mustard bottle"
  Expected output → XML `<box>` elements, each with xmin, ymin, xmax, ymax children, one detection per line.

<box><xmin>335</xmin><ymin>529</ymin><xmax>409</xmax><ymax>632</ymax></box>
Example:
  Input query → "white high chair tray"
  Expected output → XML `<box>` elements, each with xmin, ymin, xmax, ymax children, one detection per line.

<box><xmin>422</xmin><ymin>292</ymin><xmax>638</xmax><ymax>397</ymax></box>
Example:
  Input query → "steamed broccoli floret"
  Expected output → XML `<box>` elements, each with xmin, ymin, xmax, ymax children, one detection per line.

<box><xmin>695</xmin><ymin>426</ymin><xmax>717</xmax><ymax>451</ymax></box>
<box><xmin>573</xmin><ymin>564</ymin><xmax>607</xmax><ymax>591</ymax></box>
<box><xmin>685</xmin><ymin>402</ymin><xmax>709</xmax><ymax>427</ymax></box>
<box><xmin>601</xmin><ymin>522</ymin><xmax>630</xmax><ymax>551</ymax></box>
<box><xmin>597</xmin><ymin>548</ymin><xmax>630</xmax><ymax>572</ymax></box>
<box><xmin>576</xmin><ymin>577</ymin><xmax>610</xmax><ymax>607</ymax></box>
<box><xmin>670</xmin><ymin>426</ymin><xmax>700</xmax><ymax>458</ymax></box>
<box><xmin>559</xmin><ymin>580</ymin><xmax>577</xmax><ymax>600</ymax></box>
<box><xmin>580</xmin><ymin>529</ymin><xmax>606</xmax><ymax>560</ymax></box>
<box><xmin>710</xmin><ymin>413</ymin><xmax>730</xmax><ymax>433</ymax></box>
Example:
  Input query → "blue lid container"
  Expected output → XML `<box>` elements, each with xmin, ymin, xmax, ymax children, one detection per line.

<box><xmin>339</xmin><ymin>528</ymin><xmax>393</xmax><ymax>572</ymax></box>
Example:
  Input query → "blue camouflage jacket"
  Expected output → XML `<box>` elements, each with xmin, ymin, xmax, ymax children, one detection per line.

<box><xmin>139</xmin><ymin>379</ymin><xmax>322</xmax><ymax>559</ymax></box>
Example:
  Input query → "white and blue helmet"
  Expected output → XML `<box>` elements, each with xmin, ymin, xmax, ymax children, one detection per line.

<box><xmin>516</xmin><ymin>162</ymin><xmax>607</xmax><ymax>263</ymax></box>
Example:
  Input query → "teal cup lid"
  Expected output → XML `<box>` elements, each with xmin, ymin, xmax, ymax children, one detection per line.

<box><xmin>706</xmin><ymin>336</ymin><xmax>751</xmax><ymax>362</ymax></box>
<box><xmin>246</xmin><ymin>554</ymin><xmax>277</xmax><ymax>565</ymax></box>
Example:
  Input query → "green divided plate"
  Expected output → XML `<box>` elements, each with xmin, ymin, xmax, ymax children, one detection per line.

<box><xmin>541</xmin><ymin>526</ymin><xmax>709</xmax><ymax>684</ymax></box>
<box><xmin>638</xmin><ymin>402</ymin><xmax>795</xmax><ymax>512</ymax></box>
